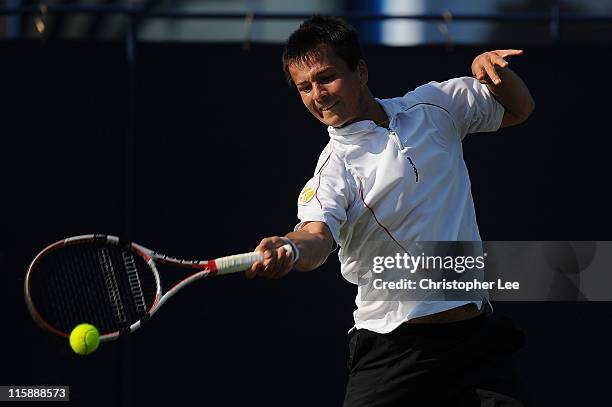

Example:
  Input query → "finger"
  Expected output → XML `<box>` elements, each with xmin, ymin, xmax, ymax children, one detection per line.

<box><xmin>245</xmin><ymin>261</ymin><xmax>261</xmax><ymax>279</ymax></box>
<box><xmin>260</xmin><ymin>248</ymin><xmax>276</xmax><ymax>274</ymax></box>
<box><xmin>490</xmin><ymin>54</ymin><xmax>509</xmax><ymax>69</ymax></box>
<box><xmin>496</xmin><ymin>49</ymin><xmax>523</xmax><ymax>58</ymax></box>
<box><xmin>260</xmin><ymin>247</ymin><xmax>291</xmax><ymax>279</ymax></box>
<box><xmin>483</xmin><ymin>62</ymin><xmax>501</xmax><ymax>85</ymax></box>
<box><xmin>473</xmin><ymin>65</ymin><xmax>487</xmax><ymax>82</ymax></box>
<box><xmin>277</xmin><ymin>246</ymin><xmax>290</xmax><ymax>262</ymax></box>
<box><xmin>264</xmin><ymin>247</ymin><xmax>288</xmax><ymax>278</ymax></box>
<box><xmin>246</xmin><ymin>243</ymin><xmax>268</xmax><ymax>278</ymax></box>
<box><xmin>276</xmin><ymin>247</ymin><xmax>292</xmax><ymax>275</ymax></box>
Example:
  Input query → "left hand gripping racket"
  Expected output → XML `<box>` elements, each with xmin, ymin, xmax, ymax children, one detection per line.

<box><xmin>24</xmin><ymin>234</ymin><xmax>292</xmax><ymax>342</ymax></box>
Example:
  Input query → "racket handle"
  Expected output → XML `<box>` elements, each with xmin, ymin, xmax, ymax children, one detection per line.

<box><xmin>214</xmin><ymin>244</ymin><xmax>293</xmax><ymax>275</ymax></box>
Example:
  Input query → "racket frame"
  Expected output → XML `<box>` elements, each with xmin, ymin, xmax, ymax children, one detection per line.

<box><xmin>25</xmin><ymin>234</ymin><xmax>289</xmax><ymax>343</ymax></box>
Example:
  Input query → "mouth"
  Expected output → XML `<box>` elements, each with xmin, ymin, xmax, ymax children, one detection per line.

<box><xmin>320</xmin><ymin>101</ymin><xmax>338</xmax><ymax>112</ymax></box>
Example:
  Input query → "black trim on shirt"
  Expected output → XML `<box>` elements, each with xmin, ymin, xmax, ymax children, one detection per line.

<box><xmin>403</xmin><ymin>102</ymin><xmax>451</xmax><ymax>117</ymax></box>
<box><xmin>315</xmin><ymin>152</ymin><xmax>332</xmax><ymax>175</ymax></box>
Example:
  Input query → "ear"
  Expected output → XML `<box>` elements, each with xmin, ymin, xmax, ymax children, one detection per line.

<box><xmin>357</xmin><ymin>59</ymin><xmax>368</xmax><ymax>86</ymax></box>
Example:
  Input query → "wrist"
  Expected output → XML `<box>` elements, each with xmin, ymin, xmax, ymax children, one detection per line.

<box><xmin>279</xmin><ymin>237</ymin><xmax>300</xmax><ymax>264</ymax></box>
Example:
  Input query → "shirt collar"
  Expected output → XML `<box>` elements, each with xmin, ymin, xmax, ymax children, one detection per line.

<box><xmin>326</xmin><ymin>97</ymin><xmax>401</xmax><ymax>142</ymax></box>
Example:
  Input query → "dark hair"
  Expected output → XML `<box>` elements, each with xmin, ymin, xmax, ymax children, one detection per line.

<box><xmin>281</xmin><ymin>15</ymin><xmax>364</xmax><ymax>85</ymax></box>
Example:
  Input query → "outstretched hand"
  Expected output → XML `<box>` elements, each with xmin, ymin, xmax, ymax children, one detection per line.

<box><xmin>471</xmin><ymin>49</ymin><xmax>523</xmax><ymax>86</ymax></box>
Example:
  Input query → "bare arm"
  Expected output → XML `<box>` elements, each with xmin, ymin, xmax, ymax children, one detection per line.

<box><xmin>471</xmin><ymin>49</ymin><xmax>535</xmax><ymax>128</ymax></box>
<box><xmin>245</xmin><ymin>221</ymin><xmax>334</xmax><ymax>279</ymax></box>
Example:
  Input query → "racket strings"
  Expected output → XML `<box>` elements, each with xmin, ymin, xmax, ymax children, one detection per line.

<box><xmin>30</xmin><ymin>244</ymin><xmax>117</xmax><ymax>334</ymax></box>
<box><xmin>28</xmin><ymin>243</ymin><xmax>157</xmax><ymax>335</ymax></box>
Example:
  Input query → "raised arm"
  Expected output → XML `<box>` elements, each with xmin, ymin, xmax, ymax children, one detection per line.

<box><xmin>471</xmin><ymin>49</ymin><xmax>535</xmax><ymax>128</ymax></box>
<box><xmin>245</xmin><ymin>221</ymin><xmax>335</xmax><ymax>279</ymax></box>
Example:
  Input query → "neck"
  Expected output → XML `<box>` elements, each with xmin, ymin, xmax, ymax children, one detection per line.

<box><xmin>339</xmin><ymin>87</ymin><xmax>389</xmax><ymax>128</ymax></box>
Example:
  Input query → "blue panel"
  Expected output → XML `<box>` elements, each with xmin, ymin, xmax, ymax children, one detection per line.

<box><xmin>346</xmin><ymin>0</ymin><xmax>383</xmax><ymax>44</ymax></box>
<box><xmin>6</xmin><ymin>0</ymin><xmax>23</xmax><ymax>39</ymax></box>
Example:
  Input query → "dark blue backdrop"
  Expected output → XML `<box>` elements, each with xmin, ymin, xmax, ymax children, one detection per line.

<box><xmin>2</xmin><ymin>41</ymin><xmax>611</xmax><ymax>406</ymax></box>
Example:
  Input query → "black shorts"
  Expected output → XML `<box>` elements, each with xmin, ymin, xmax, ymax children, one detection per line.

<box><xmin>342</xmin><ymin>313</ymin><xmax>525</xmax><ymax>407</ymax></box>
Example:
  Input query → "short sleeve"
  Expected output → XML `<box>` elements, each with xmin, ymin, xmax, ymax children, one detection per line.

<box><xmin>294</xmin><ymin>149</ymin><xmax>351</xmax><ymax>245</ymax></box>
<box><xmin>413</xmin><ymin>77</ymin><xmax>505</xmax><ymax>139</ymax></box>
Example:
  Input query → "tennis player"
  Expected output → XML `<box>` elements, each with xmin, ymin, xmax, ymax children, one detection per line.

<box><xmin>247</xmin><ymin>15</ymin><xmax>534</xmax><ymax>406</ymax></box>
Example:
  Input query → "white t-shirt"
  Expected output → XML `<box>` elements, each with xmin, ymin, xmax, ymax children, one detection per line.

<box><xmin>295</xmin><ymin>77</ymin><xmax>504</xmax><ymax>334</ymax></box>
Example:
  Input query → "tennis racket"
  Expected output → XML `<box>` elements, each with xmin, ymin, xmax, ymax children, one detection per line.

<box><xmin>25</xmin><ymin>234</ymin><xmax>292</xmax><ymax>342</ymax></box>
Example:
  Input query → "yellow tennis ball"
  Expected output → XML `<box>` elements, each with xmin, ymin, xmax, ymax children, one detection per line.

<box><xmin>69</xmin><ymin>323</ymin><xmax>100</xmax><ymax>355</ymax></box>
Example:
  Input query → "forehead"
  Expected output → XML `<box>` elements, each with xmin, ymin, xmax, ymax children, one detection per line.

<box><xmin>287</xmin><ymin>45</ymin><xmax>349</xmax><ymax>82</ymax></box>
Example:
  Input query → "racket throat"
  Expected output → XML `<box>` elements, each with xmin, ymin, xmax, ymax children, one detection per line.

<box><xmin>207</xmin><ymin>260</ymin><xmax>219</xmax><ymax>275</ymax></box>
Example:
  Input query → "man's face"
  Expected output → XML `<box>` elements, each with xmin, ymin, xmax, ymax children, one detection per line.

<box><xmin>288</xmin><ymin>45</ymin><xmax>368</xmax><ymax>128</ymax></box>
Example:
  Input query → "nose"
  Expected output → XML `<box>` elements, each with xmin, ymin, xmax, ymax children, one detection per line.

<box><xmin>311</xmin><ymin>82</ymin><xmax>328</xmax><ymax>103</ymax></box>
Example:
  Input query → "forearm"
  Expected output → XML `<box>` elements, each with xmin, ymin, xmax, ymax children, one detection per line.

<box><xmin>285</xmin><ymin>228</ymin><xmax>334</xmax><ymax>272</ymax></box>
<box><xmin>486</xmin><ymin>67</ymin><xmax>535</xmax><ymax>124</ymax></box>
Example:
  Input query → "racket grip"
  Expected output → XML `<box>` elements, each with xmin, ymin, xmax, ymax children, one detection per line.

<box><xmin>214</xmin><ymin>244</ymin><xmax>293</xmax><ymax>275</ymax></box>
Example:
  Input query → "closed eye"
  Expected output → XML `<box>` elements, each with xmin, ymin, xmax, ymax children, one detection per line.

<box><xmin>319</xmin><ymin>74</ymin><xmax>335</xmax><ymax>84</ymax></box>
